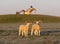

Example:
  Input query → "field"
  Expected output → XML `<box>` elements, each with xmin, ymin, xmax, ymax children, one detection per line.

<box><xmin>0</xmin><ymin>14</ymin><xmax>60</xmax><ymax>23</ymax></box>
<box><xmin>0</xmin><ymin>14</ymin><xmax>60</xmax><ymax>44</ymax></box>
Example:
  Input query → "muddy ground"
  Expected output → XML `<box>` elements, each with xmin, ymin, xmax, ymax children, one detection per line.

<box><xmin>0</xmin><ymin>23</ymin><xmax>60</xmax><ymax>44</ymax></box>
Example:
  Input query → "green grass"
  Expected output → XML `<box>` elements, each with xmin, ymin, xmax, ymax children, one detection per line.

<box><xmin>0</xmin><ymin>14</ymin><xmax>60</xmax><ymax>23</ymax></box>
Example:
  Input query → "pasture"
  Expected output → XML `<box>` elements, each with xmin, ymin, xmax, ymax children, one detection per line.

<box><xmin>0</xmin><ymin>14</ymin><xmax>60</xmax><ymax>44</ymax></box>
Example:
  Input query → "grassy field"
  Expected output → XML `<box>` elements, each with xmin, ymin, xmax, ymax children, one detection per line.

<box><xmin>0</xmin><ymin>14</ymin><xmax>60</xmax><ymax>23</ymax></box>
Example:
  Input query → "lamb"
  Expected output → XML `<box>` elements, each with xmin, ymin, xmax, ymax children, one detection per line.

<box><xmin>19</xmin><ymin>23</ymin><xmax>31</xmax><ymax>37</ymax></box>
<box><xmin>31</xmin><ymin>20</ymin><xmax>41</xmax><ymax>36</ymax></box>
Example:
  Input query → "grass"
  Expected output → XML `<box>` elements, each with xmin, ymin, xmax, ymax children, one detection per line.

<box><xmin>0</xmin><ymin>14</ymin><xmax>60</xmax><ymax>23</ymax></box>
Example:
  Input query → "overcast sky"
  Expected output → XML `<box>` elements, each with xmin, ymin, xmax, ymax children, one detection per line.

<box><xmin>0</xmin><ymin>0</ymin><xmax>60</xmax><ymax>16</ymax></box>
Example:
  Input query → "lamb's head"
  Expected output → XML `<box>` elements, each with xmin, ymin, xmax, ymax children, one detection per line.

<box><xmin>36</xmin><ymin>20</ymin><xmax>42</xmax><ymax>24</ymax></box>
<box><xmin>26</xmin><ymin>23</ymin><xmax>31</xmax><ymax>26</ymax></box>
<box><xmin>36</xmin><ymin>21</ymin><xmax>39</xmax><ymax>24</ymax></box>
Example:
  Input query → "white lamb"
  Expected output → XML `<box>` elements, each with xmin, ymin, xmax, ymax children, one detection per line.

<box><xmin>19</xmin><ymin>23</ymin><xmax>30</xmax><ymax>37</ymax></box>
<box><xmin>31</xmin><ymin>20</ymin><xmax>41</xmax><ymax>36</ymax></box>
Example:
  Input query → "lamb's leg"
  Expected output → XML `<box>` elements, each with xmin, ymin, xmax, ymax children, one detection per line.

<box><xmin>31</xmin><ymin>29</ymin><xmax>33</xmax><ymax>36</ymax></box>
<box><xmin>19</xmin><ymin>29</ymin><xmax>21</xmax><ymax>36</ymax></box>
<box><xmin>39</xmin><ymin>30</ymin><xmax>40</xmax><ymax>36</ymax></box>
<box><xmin>25</xmin><ymin>31</ymin><xmax>28</xmax><ymax>37</ymax></box>
<box><xmin>34</xmin><ymin>30</ymin><xmax>38</xmax><ymax>36</ymax></box>
<box><xmin>22</xmin><ymin>31</ymin><xmax>24</xmax><ymax>36</ymax></box>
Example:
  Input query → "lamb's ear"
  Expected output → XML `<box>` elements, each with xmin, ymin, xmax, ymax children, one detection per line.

<box><xmin>25</xmin><ymin>21</ymin><xmax>29</xmax><ymax>23</ymax></box>
<box><xmin>39</xmin><ymin>20</ymin><xmax>42</xmax><ymax>23</ymax></box>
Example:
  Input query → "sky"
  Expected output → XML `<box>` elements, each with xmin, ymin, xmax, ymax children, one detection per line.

<box><xmin>0</xmin><ymin>0</ymin><xmax>60</xmax><ymax>16</ymax></box>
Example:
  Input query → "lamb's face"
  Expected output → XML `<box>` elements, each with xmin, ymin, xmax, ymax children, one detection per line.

<box><xmin>36</xmin><ymin>21</ymin><xmax>39</xmax><ymax>24</ymax></box>
<box><xmin>36</xmin><ymin>20</ymin><xmax>42</xmax><ymax>24</ymax></box>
